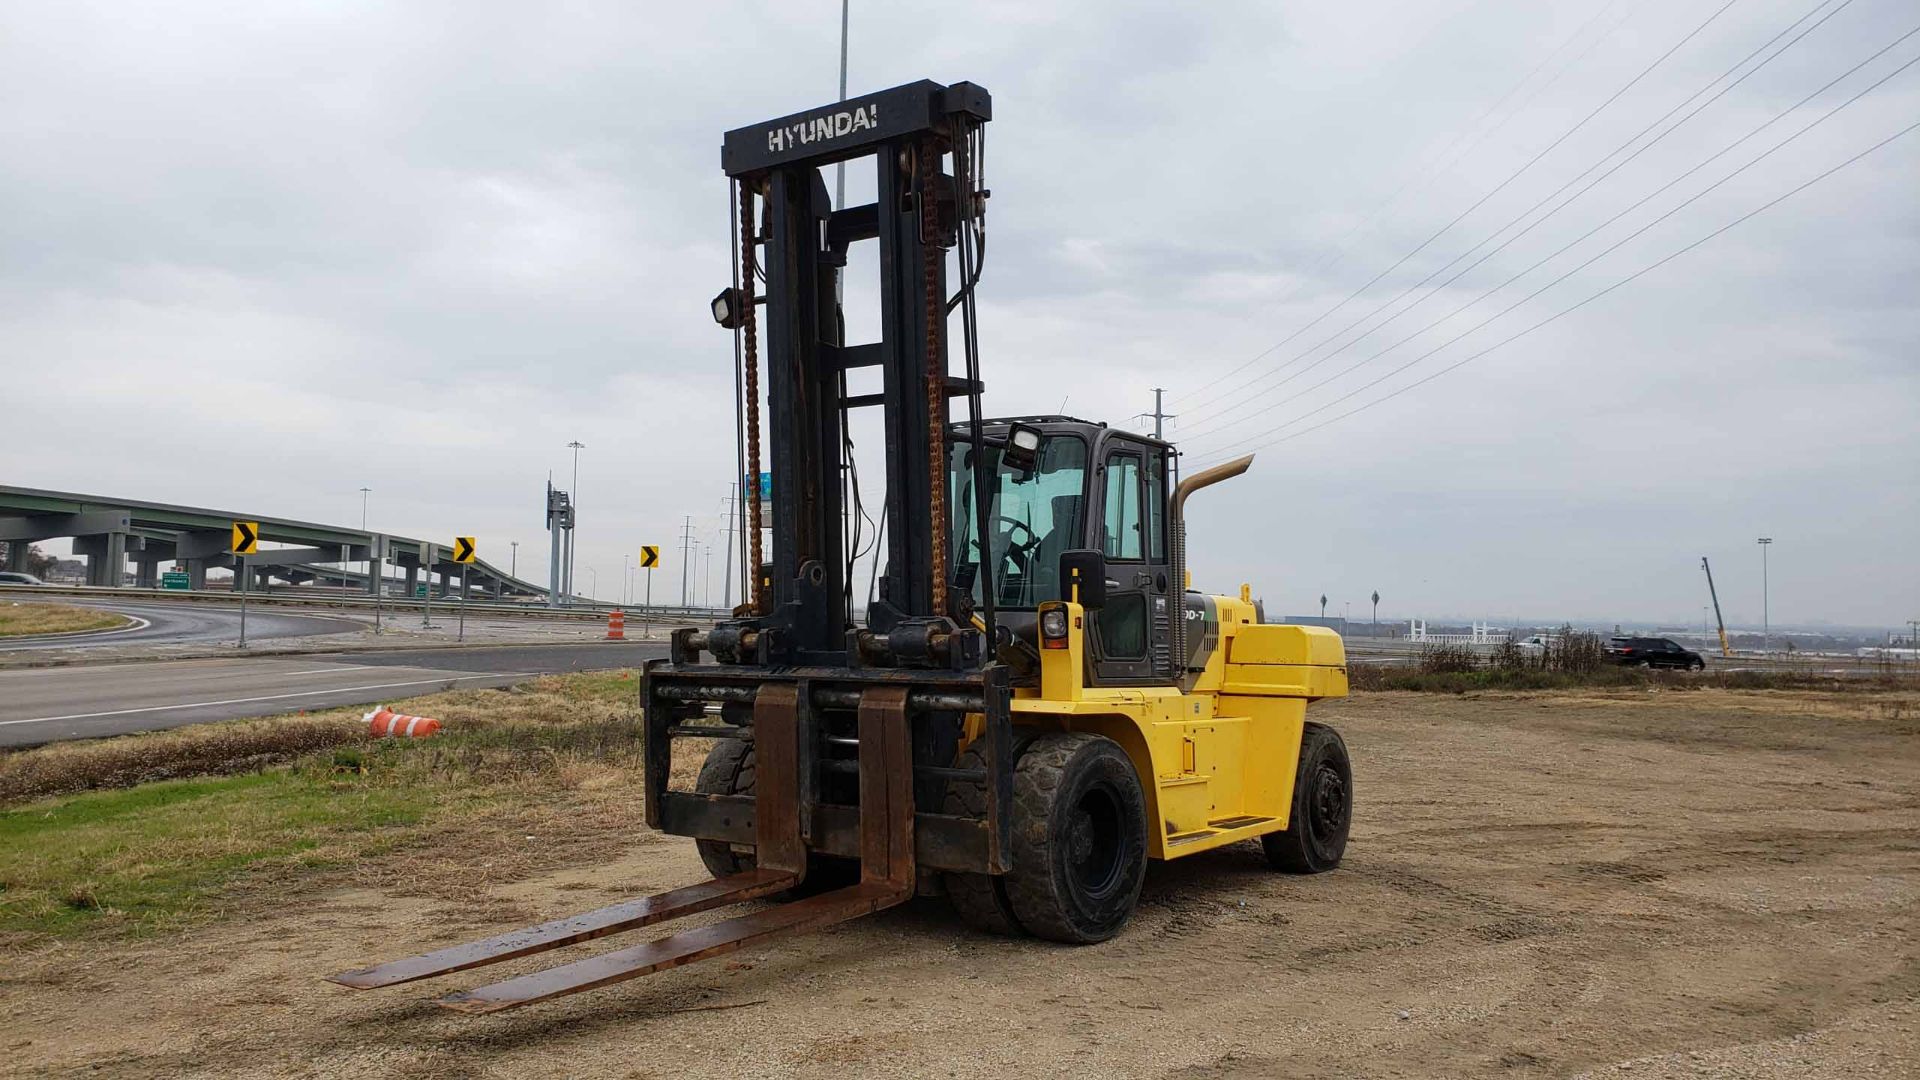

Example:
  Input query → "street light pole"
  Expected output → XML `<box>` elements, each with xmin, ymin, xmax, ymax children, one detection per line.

<box><xmin>565</xmin><ymin>440</ymin><xmax>586</xmax><ymax>604</ymax></box>
<box><xmin>510</xmin><ymin>540</ymin><xmax>518</xmax><ymax>579</ymax></box>
<box><xmin>623</xmin><ymin>553</ymin><xmax>630</xmax><ymax>607</ymax></box>
<box><xmin>359</xmin><ymin>487</ymin><xmax>370</xmax><ymax>529</ymax></box>
<box><xmin>1757</xmin><ymin>537</ymin><xmax>1773</xmax><ymax>654</ymax></box>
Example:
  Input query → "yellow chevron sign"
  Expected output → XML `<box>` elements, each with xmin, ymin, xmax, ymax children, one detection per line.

<box><xmin>453</xmin><ymin>537</ymin><xmax>477</xmax><ymax>564</ymax></box>
<box><xmin>640</xmin><ymin>545</ymin><xmax>660</xmax><ymax>569</ymax></box>
<box><xmin>231</xmin><ymin>521</ymin><xmax>259</xmax><ymax>555</ymax></box>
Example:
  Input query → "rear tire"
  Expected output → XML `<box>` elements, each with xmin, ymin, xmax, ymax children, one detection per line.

<box><xmin>941</xmin><ymin>745</ymin><xmax>1025</xmax><ymax>936</ymax></box>
<box><xmin>692</xmin><ymin>740</ymin><xmax>858</xmax><ymax>895</ymax></box>
<box><xmin>1262</xmin><ymin>722</ymin><xmax>1351</xmax><ymax>874</ymax></box>
<box><xmin>1002</xmin><ymin>733</ymin><xmax>1148</xmax><ymax>944</ymax></box>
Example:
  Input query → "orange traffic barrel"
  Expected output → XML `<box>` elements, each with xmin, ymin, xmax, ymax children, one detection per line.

<box><xmin>364</xmin><ymin>706</ymin><xmax>441</xmax><ymax>739</ymax></box>
<box><xmin>606</xmin><ymin>610</ymin><xmax>626</xmax><ymax>640</ymax></box>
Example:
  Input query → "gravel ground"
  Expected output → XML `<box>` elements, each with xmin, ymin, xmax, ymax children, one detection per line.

<box><xmin>2</xmin><ymin>686</ymin><xmax>1915</xmax><ymax>1078</ymax></box>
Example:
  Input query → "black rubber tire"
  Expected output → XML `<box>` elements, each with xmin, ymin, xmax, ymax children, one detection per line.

<box><xmin>1002</xmin><ymin>733</ymin><xmax>1149</xmax><ymax>944</ymax></box>
<box><xmin>692</xmin><ymin>740</ymin><xmax>858</xmax><ymax>895</ymax></box>
<box><xmin>1262</xmin><ymin>722</ymin><xmax>1352</xmax><ymax>874</ymax></box>
<box><xmin>940</xmin><ymin>745</ymin><xmax>1025</xmax><ymax>936</ymax></box>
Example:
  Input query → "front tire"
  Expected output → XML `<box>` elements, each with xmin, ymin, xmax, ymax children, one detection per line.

<box><xmin>1262</xmin><ymin>722</ymin><xmax>1352</xmax><ymax>874</ymax></box>
<box><xmin>1002</xmin><ymin>733</ymin><xmax>1149</xmax><ymax>944</ymax></box>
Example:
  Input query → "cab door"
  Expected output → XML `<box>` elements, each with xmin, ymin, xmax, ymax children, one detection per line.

<box><xmin>1089</xmin><ymin>438</ymin><xmax>1173</xmax><ymax>685</ymax></box>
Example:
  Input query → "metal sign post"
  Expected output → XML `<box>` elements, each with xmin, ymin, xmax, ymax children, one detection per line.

<box><xmin>640</xmin><ymin>545</ymin><xmax>659</xmax><ymax>637</ymax></box>
<box><xmin>422</xmin><ymin>543</ymin><xmax>436</xmax><ymax>629</ymax></box>
<box><xmin>452</xmin><ymin>537</ymin><xmax>477</xmax><ymax>642</ymax></box>
<box><xmin>231</xmin><ymin>522</ymin><xmax>258</xmax><ymax>649</ymax></box>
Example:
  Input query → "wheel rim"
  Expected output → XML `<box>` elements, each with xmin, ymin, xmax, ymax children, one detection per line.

<box><xmin>1309</xmin><ymin>763</ymin><xmax>1348</xmax><ymax>841</ymax></box>
<box><xmin>1064</xmin><ymin>784</ymin><xmax>1125</xmax><ymax>897</ymax></box>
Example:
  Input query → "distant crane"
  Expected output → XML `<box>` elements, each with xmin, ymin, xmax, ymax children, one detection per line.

<box><xmin>1701</xmin><ymin>556</ymin><xmax>1732</xmax><ymax>658</ymax></box>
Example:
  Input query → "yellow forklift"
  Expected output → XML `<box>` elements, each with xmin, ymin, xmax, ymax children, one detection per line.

<box><xmin>329</xmin><ymin>79</ymin><xmax>1351</xmax><ymax>1012</ymax></box>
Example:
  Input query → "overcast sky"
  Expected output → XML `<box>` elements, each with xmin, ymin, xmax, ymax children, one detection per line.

<box><xmin>3</xmin><ymin>0</ymin><xmax>1914</xmax><ymax>630</ymax></box>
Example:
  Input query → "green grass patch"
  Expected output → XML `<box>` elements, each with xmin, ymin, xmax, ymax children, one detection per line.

<box><xmin>0</xmin><ymin>601</ymin><xmax>126</xmax><ymax>637</ymax></box>
<box><xmin>0</xmin><ymin>671</ymin><xmax>646</xmax><ymax>941</ymax></box>
<box><xmin>0</xmin><ymin>768</ymin><xmax>433</xmax><ymax>938</ymax></box>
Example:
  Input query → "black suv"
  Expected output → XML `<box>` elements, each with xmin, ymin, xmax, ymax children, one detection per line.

<box><xmin>1606</xmin><ymin>636</ymin><xmax>1705</xmax><ymax>670</ymax></box>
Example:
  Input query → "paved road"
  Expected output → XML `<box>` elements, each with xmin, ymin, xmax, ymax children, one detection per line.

<box><xmin>0</xmin><ymin>641</ymin><xmax>666</xmax><ymax>747</ymax></box>
<box><xmin>0</xmin><ymin>599</ymin><xmax>363</xmax><ymax>653</ymax></box>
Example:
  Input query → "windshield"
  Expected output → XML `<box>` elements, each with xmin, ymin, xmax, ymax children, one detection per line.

<box><xmin>949</xmin><ymin>434</ymin><xmax>1088</xmax><ymax>609</ymax></box>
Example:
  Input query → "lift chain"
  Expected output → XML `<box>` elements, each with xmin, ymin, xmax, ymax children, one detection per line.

<box><xmin>740</xmin><ymin>182</ymin><xmax>766</xmax><ymax>614</ymax></box>
<box><xmin>919</xmin><ymin>138</ymin><xmax>949</xmax><ymax>618</ymax></box>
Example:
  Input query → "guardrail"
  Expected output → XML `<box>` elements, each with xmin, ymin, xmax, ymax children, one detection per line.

<box><xmin>0</xmin><ymin>583</ymin><xmax>729</xmax><ymax>624</ymax></box>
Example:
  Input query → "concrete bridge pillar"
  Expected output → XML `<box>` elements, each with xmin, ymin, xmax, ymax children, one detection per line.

<box><xmin>403</xmin><ymin>564</ymin><xmax>419</xmax><ymax>598</ymax></box>
<box><xmin>3</xmin><ymin>542</ymin><xmax>27</xmax><ymax>573</ymax></box>
<box><xmin>74</xmin><ymin>532</ymin><xmax>128</xmax><ymax>587</ymax></box>
<box><xmin>134</xmin><ymin>553</ymin><xmax>162</xmax><ymax>588</ymax></box>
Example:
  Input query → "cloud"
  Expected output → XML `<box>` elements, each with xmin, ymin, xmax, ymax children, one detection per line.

<box><xmin>2</xmin><ymin>0</ymin><xmax>1913</xmax><ymax>626</ymax></box>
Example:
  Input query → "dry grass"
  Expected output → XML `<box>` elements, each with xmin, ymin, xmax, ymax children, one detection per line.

<box><xmin>0</xmin><ymin>669</ymin><xmax>658</xmax><ymax>940</ymax></box>
<box><xmin>0</xmin><ymin>601</ymin><xmax>126</xmax><ymax>637</ymax></box>
<box><xmin>0</xmin><ymin>669</ymin><xmax>645</xmax><ymax>804</ymax></box>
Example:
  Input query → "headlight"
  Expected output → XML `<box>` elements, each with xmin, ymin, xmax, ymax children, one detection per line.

<box><xmin>1040</xmin><ymin>606</ymin><xmax>1069</xmax><ymax>649</ymax></box>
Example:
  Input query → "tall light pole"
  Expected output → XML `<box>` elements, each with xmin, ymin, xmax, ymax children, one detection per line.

<box><xmin>359</xmin><ymin>486</ymin><xmax>372</xmax><ymax>598</ymax></box>
<box><xmin>1372</xmin><ymin>590</ymin><xmax>1380</xmax><ymax>635</ymax></box>
<box><xmin>586</xmin><ymin>565</ymin><xmax>597</xmax><ymax>602</ymax></box>
<box><xmin>1757</xmin><ymin>537</ymin><xmax>1773</xmax><ymax>654</ymax></box>
<box><xmin>623</xmin><ymin>552</ymin><xmax>630</xmax><ymax>607</ymax></box>
<box><xmin>510</xmin><ymin>540</ymin><xmax>518</xmax><ymax>579</ymax></box>
<box><xmin>566</xmin><ymin>440</ymin><xmax>585</xmax><ymax>604</ymax></box>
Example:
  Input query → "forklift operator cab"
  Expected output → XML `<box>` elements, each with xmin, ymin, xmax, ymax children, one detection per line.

<box><xmin>949</xmin><ymin>416</ymin><xmax>1175</xmax><ymax>685</ymax></box>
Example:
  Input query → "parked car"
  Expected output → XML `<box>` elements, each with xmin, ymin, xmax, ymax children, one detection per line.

<box><xmin>0</xmin><ymin>571</ymin><xmax>47</xmax><ymax>585</ymax></box>
<box><xmin>1606</xmin><ymin>636</ymin><xmax>1705</xmax><ymax>670</ymax></box>
<box><xmin>1513</xmin><ymin>634</ymin><xmax>1555</xmax><ymax>652</ymax></box>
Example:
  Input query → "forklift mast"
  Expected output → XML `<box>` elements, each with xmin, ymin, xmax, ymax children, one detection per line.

<box><xmin>713</xmin><ymin>79</ymin><xmax>995</xmax><ymax>665</ymax></box>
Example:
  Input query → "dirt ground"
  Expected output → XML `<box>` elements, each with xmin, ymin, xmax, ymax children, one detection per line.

<box><xmin>3</xmin><ymin>687</ymin><xmax>1916</xmax><ymax>1079</ymax></box>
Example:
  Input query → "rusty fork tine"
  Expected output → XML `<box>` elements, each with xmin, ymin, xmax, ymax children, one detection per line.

<box><xmin>437</xmin><ymin>883</ymin><xmax>902</xmax><ymax>1014</ymax></box>
<box><xmin>325</xmin><ymin>869</ymin><xmax>793</xmax><ymax>990</ymax></box>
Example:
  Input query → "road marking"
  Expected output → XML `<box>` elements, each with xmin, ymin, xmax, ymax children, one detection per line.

<box><xmin>0</xmin><ymin>671</ymin><xmax>543</xmax><ymax>727</ymax></box>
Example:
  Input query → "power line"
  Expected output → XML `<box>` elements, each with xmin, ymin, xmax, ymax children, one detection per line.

<box><xmin>1191</xmin><ymin>105</ymin><xmax>1920</xmax><ymax>465</ymax></box>
<box><xmin>1175</xmin><ymin>0</ymin><xmax>1638</xmax><ymax>408</ymax></box>
<box><xmin>1177</xmin><ymin>0</ymin><xmax>1739</xmax><ymax>419</ymax></box>
<box><xmin>1180</xmin><ymin>0</ymin><xmax>1858</xmax><ymax>445</ymax></box>
<box><xmin>1191</xmin><ymin>24</ymin><xmax>1920</xmax><ymax>463</ymax></box>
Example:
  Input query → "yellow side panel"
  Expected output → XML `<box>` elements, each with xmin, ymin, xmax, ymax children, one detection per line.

<box><xmin>1227</xmin><ymin>623</ymin><xmax>1347</xmax><ymax>667</ymax></box>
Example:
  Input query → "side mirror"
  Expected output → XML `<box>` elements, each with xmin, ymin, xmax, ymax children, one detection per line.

<box><xmin>1059</xmin><ymin>549</ymin><xmax>1107</xmax><ymax>609</ymax></box>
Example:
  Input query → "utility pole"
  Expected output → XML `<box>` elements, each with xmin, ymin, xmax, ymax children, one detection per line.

<box><xmin>722</xmin><ymin>482</ymin><xmax>738</xmax><ymax>610</ymax></box>
<box><xmin>702</xmin><ymin>542</ymin><xmax>713</xmax><ymax>609</ymax></box>
<box><xmin>1149</xmin><ymin>387</ymin><xmax>1174</xmax><ymax>439</ymax></box>
<box><xmin>1757</xmin><ymin>538</ymin><xmax>1773</xmax><ymax>654</ymax></box>
<box><xmin>680</xmin><ymin>515</ymin><xmax>695</xmax><ymax>608</ymax></box>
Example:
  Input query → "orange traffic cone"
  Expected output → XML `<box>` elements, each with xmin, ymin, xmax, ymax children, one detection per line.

<box><xmin>606</xmin><ymin>610</ymin><xmax>626</xmax><ymax>640</ymax></box>
<box><xmin>364</xmin><ymin>706</ymin><xmax>442</xmax><ymax>738</ymax></box>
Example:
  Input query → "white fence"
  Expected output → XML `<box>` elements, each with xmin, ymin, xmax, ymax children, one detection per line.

<box><xmin>1407</xmin><ymin>619</ymin><xmax>1506</xmax><ymax>646</ymax></box>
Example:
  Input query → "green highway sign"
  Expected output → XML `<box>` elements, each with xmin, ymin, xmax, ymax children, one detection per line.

<box><xmin>161</xmin><ymin>571</ymin><xmax>190</xmax><ymax>590</ymax></box>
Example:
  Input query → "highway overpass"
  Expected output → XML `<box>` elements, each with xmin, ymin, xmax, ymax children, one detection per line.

<box><xmin>0</xmin><ymin>484</ymin><xmax>556</xmax><ymax>601</ymax></box>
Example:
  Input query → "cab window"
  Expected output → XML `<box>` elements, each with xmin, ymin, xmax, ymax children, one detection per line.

<box><xmin>1101</xmin><ymin>451</ymin><xmax>1143</xmax><ymax>560</ymax></box>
